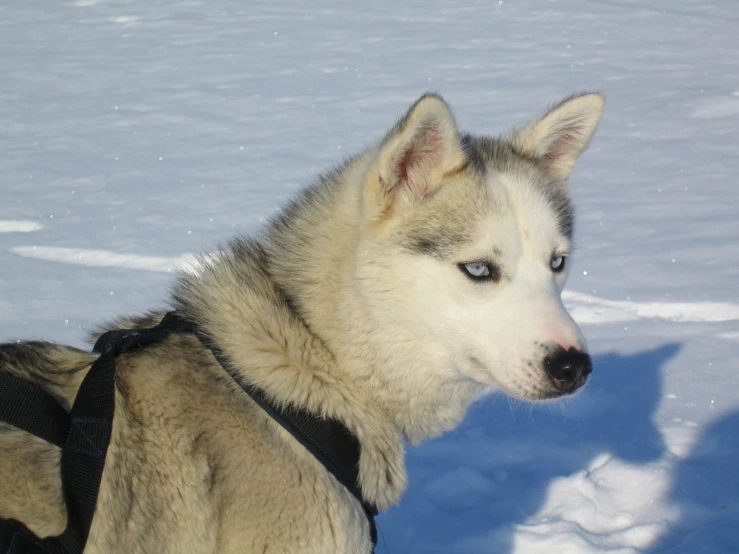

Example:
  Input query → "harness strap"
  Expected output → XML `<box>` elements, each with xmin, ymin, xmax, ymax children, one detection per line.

<box><xmin>0</xmin><ymin>373</ymin><xmax>70</xmax><ymax>448</ymax></box>
<box><xmin>0</xmin><ymin>312</ymin><xmax>378</xmax><ymax>552</ymax></box>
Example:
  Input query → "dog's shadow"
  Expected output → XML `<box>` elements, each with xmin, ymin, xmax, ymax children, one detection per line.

<box><xmin>648</xmin><ymin>407</ymin><xmax>739</xmax><ymax>553</ymax></box>
<box><xmin>376</xmin><ymin>343</ymin><xmax>680</xmax><ymax>553</ymax></box>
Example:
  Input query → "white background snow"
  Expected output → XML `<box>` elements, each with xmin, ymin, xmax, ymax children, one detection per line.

<box><xmin>2</xmin><ymin>0</ymin><xmax>738</xmax><ymax>552</ymax></box>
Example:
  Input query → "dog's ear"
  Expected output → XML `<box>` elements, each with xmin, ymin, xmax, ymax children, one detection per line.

<box><xmin>369</xmin><ymin>94</ymin><xmax>466</xmax><ymax>214</ymax></box>
<box><xmin>511</xmin><ymin>93</ymin><xmax>604</xmax><ymax>182</ymax></box>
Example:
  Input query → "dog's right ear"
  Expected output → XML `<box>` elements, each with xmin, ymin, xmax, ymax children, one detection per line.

<box><xmin>367</xmin><ymin>94</ymin><xmax>466</xmax><ymax>217</ymax></box>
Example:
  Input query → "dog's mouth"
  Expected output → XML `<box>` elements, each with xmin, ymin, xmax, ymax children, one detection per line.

<box><xmin>459</xmin><ymin>356</ymin><xmax>545</xmax><ymax>398</ymax></box>
<box><xmin>461</xmin><ymin>355</ymin><xmax>591</xmax><ymax>401</ymax></box>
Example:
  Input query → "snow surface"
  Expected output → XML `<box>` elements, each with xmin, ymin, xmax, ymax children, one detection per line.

<box><xmin>2</xmin><ymin>0</ymin><xmax>739</xmax><ymax>552</ymax></box>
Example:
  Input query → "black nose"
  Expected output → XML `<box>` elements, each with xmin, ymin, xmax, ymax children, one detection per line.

<box><xmin>544</xmin><ymin>350</ymin><xmax>592</xmax><ymax>393</ymax></box>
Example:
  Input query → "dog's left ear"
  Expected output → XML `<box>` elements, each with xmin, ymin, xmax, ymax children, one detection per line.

<box><xmin>511</xmin><ymin>93</ymin><xmax>605</xmax><ymax>182</ymax></box>
<box><xmin>370</xmin><ymin>94</ymin><xmax>466</xmax><ymax>214</ymax></box>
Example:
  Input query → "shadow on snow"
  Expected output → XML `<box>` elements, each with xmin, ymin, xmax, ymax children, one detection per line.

<box><xmin>377</xmin><ymin>342</ymin><xmax>680</xmax><ymax>553</ymax></box>
<box><xmin>649</xmin><ymin>407</ymin><xmax>739</xmax><ymax>554</ymax></box>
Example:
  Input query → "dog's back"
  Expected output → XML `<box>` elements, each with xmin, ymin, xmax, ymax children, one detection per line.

<box><xmin>0</xmin><ymin>332</ymin><xmax>371</xmax><ymax>553</ymax></box>
<box><xmin>0</xmin><ymin>342</ymin><xmax>96</xmax><ymax>536</ymax></box>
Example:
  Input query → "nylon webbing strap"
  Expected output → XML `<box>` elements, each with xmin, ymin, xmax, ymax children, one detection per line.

<box><xmin>0</xmin><ymin>373</ymin><xmax>70</xmax><ymax>448</ymax></box>
<box><xmin>45</xmin><ymin>346</ymin><xmax>118</xmax><ymax>554</ymax></box>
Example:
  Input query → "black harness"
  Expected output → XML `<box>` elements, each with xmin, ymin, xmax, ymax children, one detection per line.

<box><xmin>0</xmin><ymin>312</ymin><xmax>377</xmax><ymax>553</ymax></box>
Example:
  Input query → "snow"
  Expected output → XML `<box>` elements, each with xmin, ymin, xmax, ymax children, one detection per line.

<box><xmin>2</xmin><ymin>0</ymin><xmax>738</xmax><ymax>552</ymax></box>
<box><xmin>0</xmin><ymin>220</ymin><xmax>44</xmax><ymax>233</ymax></box>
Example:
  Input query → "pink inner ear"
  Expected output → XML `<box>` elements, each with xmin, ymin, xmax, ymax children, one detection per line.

<box><xmin>543</xmin><ymin>152</ymin><xmax>563</xmax><ymax>165</ymax></box>
<box><xmin>395</xmin><ymin>147</ymin><xmax>416</xmax><ymax>184</ymax></box>
<box><xmin>547</xmin><ymin>127</ymin><xmax>582</xmax><ymax>156</ymax></box>
<box><xmin>540</xmin><ymin>126</ymin><xmax>586</xmax><ymax>180</ymax></box>
<box><xmin>394</xmin><ymin>123</ymin><xmax>443</xmax><ymax>198</ymax></box>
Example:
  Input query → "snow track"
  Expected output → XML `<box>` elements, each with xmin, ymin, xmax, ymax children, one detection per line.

<box><xmin>11</xmin><ymin>246</ymin><xmax>196</xmax><ymax>273</ymax></box>
<box><xmin>0</xmin><ymin>220</ymin><xmax>43</xmax><ymax>233</ymax></box>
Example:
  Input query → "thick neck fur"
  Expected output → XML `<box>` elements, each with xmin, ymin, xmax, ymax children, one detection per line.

<box><xmin>171</xmin><ymin>150</ymin><xmax>482</xmax><ymax>508</ymax></box>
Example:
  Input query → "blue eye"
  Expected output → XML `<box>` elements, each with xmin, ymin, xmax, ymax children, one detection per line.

<box><xmin>465</xmin><ymin>263</ymin><xmax>489</xmax><ymax>277</ymax></box>
<box><xmin>551</xmin><ymin>255</ymin><xmax>566</xmax><ymax>272</ymax></box>
<box><xmin>459</xmin><ymin>262</ymin><xmax>500</xmax><ymax>282</ymax></box>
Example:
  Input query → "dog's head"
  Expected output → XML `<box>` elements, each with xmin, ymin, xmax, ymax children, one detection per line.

<box><xmin>356</xmin><ymin>93</ymin><xmax>603</xmax><ymax>401</ymax></box>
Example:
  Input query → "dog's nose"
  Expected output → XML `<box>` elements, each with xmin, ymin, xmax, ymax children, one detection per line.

<box><xmin>544</xmin><ymin>350</ymin><xmax>592</xmax><ymax>393</ymax></box>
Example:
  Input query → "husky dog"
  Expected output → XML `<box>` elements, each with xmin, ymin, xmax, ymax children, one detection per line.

<box><xmin>0</xmin><ymin>92</ymin><xmax>603</xmax><ymax>553</ymax></box>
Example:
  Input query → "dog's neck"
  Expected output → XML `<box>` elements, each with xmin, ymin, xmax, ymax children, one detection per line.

<box><xmin>172</xmin><ymin>229</ymin><xmax>407</xmax><ymax>507</ymax></box>
<box><xmin>262</xmin><ymin>153</ymin><xmax>484</xmax><ymax>445</ymax></box>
